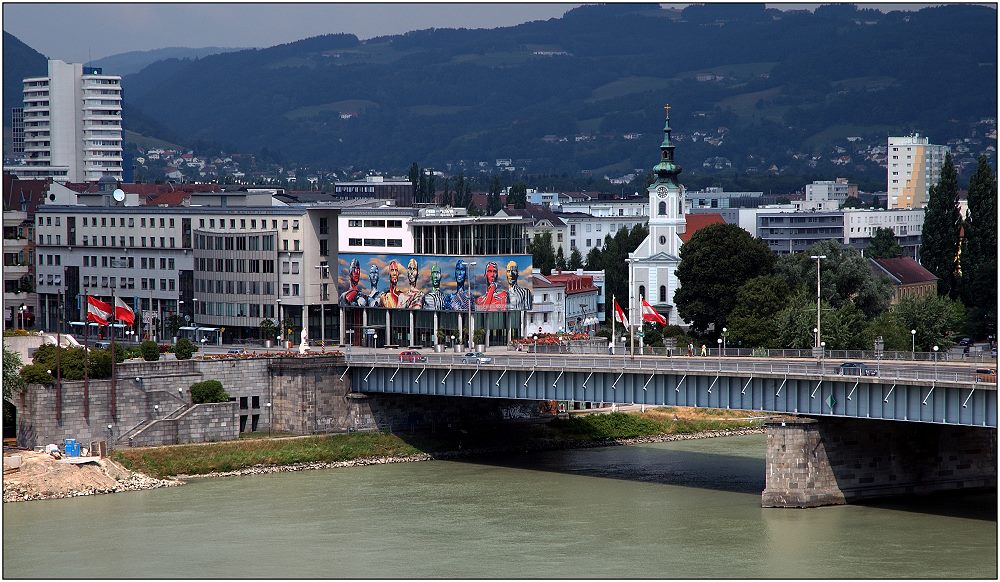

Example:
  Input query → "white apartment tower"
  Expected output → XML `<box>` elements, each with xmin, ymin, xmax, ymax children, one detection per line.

<box><xmin>887</xmin><ymin>134</ymin><xmax>949</xmax><ymax>209</ymax></box>
<box><xmin>19</xmin><ymin>59</ymin><xmax>123</xmax><ymax>182</ymax></box>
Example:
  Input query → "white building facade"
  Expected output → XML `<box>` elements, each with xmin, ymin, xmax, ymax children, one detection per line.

<box><xmin>887</xmin><ymin>134</ymin><xmax>949</xmax><ymax>209</ymax></box>
<box><xmin>8</xmin><ymin>60</ymin><xmax>124</xmax><ymax>183</ymax></box>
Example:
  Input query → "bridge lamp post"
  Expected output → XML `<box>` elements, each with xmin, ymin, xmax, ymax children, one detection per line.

<box><xmin>933</xmin><ymin>345</ymin><xmax>939</xmax><ymax>380</ymax></box>
<box><xmin>621</xmin><ymin>335</ymin><xmax>627</xmax><ymax>368</ymax></box>
<box><xmin>716</xmin><ymin>337</ymin><xmax>723</xmax><ymax>370</ymax></box>
<box><xmin>911</xmin><ymin>329</ymin><xmax>916</xmax><ymax>359</ymax></box>
<box><xmin>533</xmin><ymin>334</ymin><xmax>538</xmax><ymax>366</ymax></box>
<box><xmin>266</xmin><ymin>402</ymin><xmax>272</xmax><ymax>437</ymax></box>
<box><xmin>810</xmin><ymin>254</ymin><xmax>826</xmax><ymax>356</ymax></box>
<box><xmin>722</xmin><ymin>327</ymin><xmax>728</xmax><ymax>354</ymax></box>
<box><xmin>467</xmin><ymin>261</ymin><xmax>477</xmax><ymax>350</ymax></box>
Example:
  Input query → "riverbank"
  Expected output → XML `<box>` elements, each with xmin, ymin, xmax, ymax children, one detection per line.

<box><xmin>5</xmin><ymin>409</ymin><xmax>762</xmax><ymax>502</ymax></box>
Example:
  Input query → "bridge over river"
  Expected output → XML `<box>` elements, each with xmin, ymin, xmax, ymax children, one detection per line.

<box><xmin>342</xmin><ymin>352</ymin><xmax>996</xmax><ymax>428</ymax></box>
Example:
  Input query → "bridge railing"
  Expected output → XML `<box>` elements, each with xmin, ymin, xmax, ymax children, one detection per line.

<box><xmin>343</xmin><ymin>352</ymin><xmax>990</xmax><ymax>386</ymax></box>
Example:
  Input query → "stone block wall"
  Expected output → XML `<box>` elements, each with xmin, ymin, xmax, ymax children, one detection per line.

<box><xmin>762</xmin><ymin>416</ymin><xmax>997</xmax><ymax>508</ymax></box>
<box><xmin>129</xmin><ymin>402</ymin><xmax>238</xmax><ymax>446</ymax></box>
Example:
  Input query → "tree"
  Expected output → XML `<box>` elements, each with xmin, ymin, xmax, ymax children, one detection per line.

<box><xmin>674</xmin><ymin>223</ymin><xmax>774</xmax><ymax>334</ymax></box>
<box><xmin>568</xmin><ymin>248</ymin><xmax>583</xmax><ymax>270</ymax></box>
<box><xmin>867</xmin><ymin>227</ymin><xmax>902</xmax><ymax>259</ymax></box>
<box><xmin>920</xmin><ymin>153</ymin><xmax>962</xmax><ymax>298</ymax></box>
<box><xmin>408</xmin><ymin>162</ymin><xmax>420</xmax><ymax>202</ymax></box>
<box><xmin>259</xmin><ymin>318</ymin><xmax>276</xmax><ymax>342</ymax></box>
<box><xmin>528</xmin><ymin>233</ymin><xmax>556</xmax><ymax>275</ymax></box>
<box><xmin>140</xmin><ymin>340</ymin><xmax>161</xmax><ymax>361</ymax></box>
<box><xmin>727</xmin><ymin>275</ymin><xmax>792</xmax><ymax>348</ymax></box>
<box><xmin>3</xmin><ymin>346</ymin><xmax>26</xmax><ymax>400</ymax></box>
<box><xmin>174</xmin><ymin>338</ymin><xmax>196</xmax><ymax>360</ymax></box>
<box><xmin>508</xmin><ymin>182</ymin><xmax>528</xmax><ymax>208</ymax></box>
<box><xmin>555</xmin><ymin>246</ymin><xmax>567</xmax><ymax>272</ymax></box>
<box><xmin>487</xmin><ymin>175</ymin><xmax>502</xmax><ymax>215</ymax></box>
<box><xmin>891</xmin><ymin>295</ymin><xmax>967</xmax><ymax>350</ymax></box>
<box><xmin>776</xmin><ymin>240</ymin><xmax>892</xmax><ymax>319</ymax></box>
<box><xmin>960</xmin><ymin>156</ymin><xmax>997</xmax><ymax>337</ymax></box>
<box><xmin>190</xmin><ymin>380</ymin><xmax>230</xmax><ymax>404</ymax></box>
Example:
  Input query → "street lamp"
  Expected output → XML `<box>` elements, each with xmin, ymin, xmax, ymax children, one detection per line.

<box><xmin>374</xmin><ymin>333</ymin><xmax>378</xmax><ymax>350</ymax></box>
<box><xmin>933</xmin><ymin>345</ymin><xmax>939</xmax><ymax>379</ymax></box>
<box><xmin>621</xmin><ymin>335</ymin><xmax>627</xmax><ymax>368</ymax></box>
<box><xmin>467</xmin><ymin>261</ymin><xmax>477</xmax><ymax>349</ymax></box>
<box><xmin>275</xmin><ymin>298</ymin><xmax>283</xmax><ymax>343</ymax></box>
<box><xmin>911</xmin><ymin>329</ymin><xmax>917</xmax><ymax>359</ymax></box>
<box><xmin>265</xmin><ymin>402</ymin><xmax>272</xmax><ymax>437</ymax></box>
<box><xmin>533</xmin><ymin>334</ymin><xmax>539</xmax><ymax>365</ymax></box>
<box><xmin>809</xmin><ymin>255</ymin><xmax>826</xmax><ymax>354</ymax></box>
<box><xmin>717</xmin><ymin>337</ymin><xmax>723</xmax><ymax>370</ymax></box>
<box><xmin>722</xmin><ymin>327</ymin><xmax>728</xmax><ymax>354</ymax></box>
<box><xmin>315</xmin><ymin>264</ymin><xmax>330</xmax><ymax>352</ymax></box>
<box><xmin>17</xmin><ymin>303</ymin><xmax>26</xmax><ymax>329</ymax></box>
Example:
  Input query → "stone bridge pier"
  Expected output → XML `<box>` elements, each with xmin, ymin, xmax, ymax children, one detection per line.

<box><xmin>762</xmin><ymin>416</ymin><xmax>997</xmax><ymax>508</ymax></box>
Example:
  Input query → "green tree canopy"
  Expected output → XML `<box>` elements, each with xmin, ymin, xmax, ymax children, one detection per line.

<box><xmin>960</xmin><ymin>156</ymin><xmax>997</xmax><ymax>337</ymax></box>
<box><xmin>3</xmin><ymin>346</ymin><xmax>25</xmax><ymax>400</ymax></box>
<box><xmin>508</xmin><ymin>182</ymin><xmax>528</xmax><ymax>209</ymax></box>
<box><xmin>867</xmin><ymin>227</ymin><xmax>902</xmax><ymax>259</ymax></box>
<box><xmin>775</xmin><ymin>240</ymin><xmax>892</xmax><ymax>319</ymax></box>
<box><xmin>727</xmin><ymin>275</ymin><xmax>792</xmax><ymax>348</ymax></box>
<box><xmin>555</xmin><ymin>246</ymin><xmax>567</xmax><ymax>272</ymax></box>
<box><xmin>528</xmin><ymin>232</ymin><xmax>556</xmax><ymax>276</ymax></box>
<box><xmin>675</xmin><ymin>223</ymin><xmax>774</xmax><ymax>334</ymax></box>
<box><xmin>891</xmin><ymin>295</ymin><xmax>967</xmax><ymax>351</ymax></box>
<box><xmin>920</xmin><ymin>153</ymin><xmax>962</xmax><ymax>298</ymax></box>
<box><xmin>568</xmin><ymin>248</ymin><xmax>584</xmax><ymax>270</ymax></box>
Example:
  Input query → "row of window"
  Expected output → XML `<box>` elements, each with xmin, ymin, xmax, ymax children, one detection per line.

<box><xmin>195</xmin><ymin>233</ymin><xmax>276</xmax><ymax>252</ymax></box>
<box><xmin>198</xmin><ymin>302</ymin><xmax>276</xmax><ymax>319</ymax></box>
<box><xmin>195</xmin><ymin>257</ymin><xmax>275</xmax><ymax>274</ymax></box>
<box><xmin>198</xmin><ymin>217</ymin><xmax>314</xmax><ymax>231</ymax></box>
<box><xmin>347</xmin><ymin>238</ymin><xmax>403</xmax><ymax>247</ymax></box>
<box><xmin>80</xmin><ymin>235</ymin><xmax>176</xmax><ymax>248</ymax></box>
<box><xmin>197</xmin><ymin>279</ymin><xmax>275</xmax><ymax>295</ymax></box>
<box><xmin>347</xmin><ymin>219</ymin><xmax>403</xmax><ymax>228</ymax></box>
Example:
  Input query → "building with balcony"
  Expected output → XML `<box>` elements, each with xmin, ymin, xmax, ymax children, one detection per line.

<box><xmin>4</xmin><ymin>60</ymin><xmax>123</xmax><ymax>183</ymax></box>
<box><xmin>888</xmin><ymin>134</ymin><xmax>949</xmax><ymax>209</ymax></box>
<box><xmin>3</xmin><ymin>174</ymin><xmax>49</xmax><ymax>328</ymax></box>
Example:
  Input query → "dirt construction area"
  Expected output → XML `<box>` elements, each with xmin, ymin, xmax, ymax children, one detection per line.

<box><xmin>3</xmin><ymin>449</ymin><xmax>178</xmax><ymax>503</ymax></box>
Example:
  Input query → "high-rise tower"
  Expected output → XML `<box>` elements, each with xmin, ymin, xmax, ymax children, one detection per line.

<box><xmin>887</xmin><ymin>134</ymin><xmax>949</xmax><ymax>209</ymax></box>
<box><xmin>13</xmin><ymin>59</ymin><xmax>123</xmax><ymax>182</ymax></box>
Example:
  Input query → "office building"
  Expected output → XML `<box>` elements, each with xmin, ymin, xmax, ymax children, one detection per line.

<box><xmin>887</xmin><ymin>134</ymin><xmax>949</xmax><ymax>209</ymax></box>
<box><xmin>6</xmin><ymin>60</ymin><xmax>123</xmax><ymax>183</ymax></box>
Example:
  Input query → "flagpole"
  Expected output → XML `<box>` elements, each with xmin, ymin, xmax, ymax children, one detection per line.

<box><xmin>83</xmin><ymin>295</ymin><xmax>90</xmax><ymax>420</ymax></box>
<box><xmin>611</xmin><ymin>294</ymin><xmax>616</xmax><ymax>355</ymax></box>
<box><xmin>629</xmin><ymin>259</ymin><xmax>635</xmax><ymax>360</ymax></box>
<box><xmin>110</xmin><ymin>289</ymin><xmax>117</xmax><ymax>421</ymax></box>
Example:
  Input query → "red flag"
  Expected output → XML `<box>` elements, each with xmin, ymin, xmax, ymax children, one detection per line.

<box><xmin>641</xmin><ymin>298</ymin><xmax>667</xmax><ymax>325</ymax></box>
<box><xmin>114</xmin><ymin>296</ymin><xmax>135</xmax><ymax>326</ymax></box>
<box><xmin>613</xmin><ymin>299</ymin><xmax>629</xmax><ymax>326</ymax></box>
<box><xmin>87</xmin><ymin>296</ymin><xmax>113</xmax><ymax>326</ymax></box>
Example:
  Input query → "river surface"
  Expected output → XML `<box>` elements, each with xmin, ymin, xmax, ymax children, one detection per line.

<box><xmin>3</xmin><ymin>434</ymin><xmax>996</xmax><ymax>579</ymax></box>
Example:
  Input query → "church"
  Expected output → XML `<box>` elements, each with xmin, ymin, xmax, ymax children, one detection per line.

<box><xmin>627</xmin><ymin>105</ymin><xmax>689</xmax><ymax>327</ymax></box>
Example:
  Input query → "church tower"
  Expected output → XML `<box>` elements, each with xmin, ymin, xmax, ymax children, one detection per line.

<box><xmin>627</xmin><ymin>104</ymin><xmax>687</xmax><ymax>328</ymax></box>
<box><xmin>647</xmin><ymin>104</ymin><xmax>685</xmax><ymax>256</ymax></box>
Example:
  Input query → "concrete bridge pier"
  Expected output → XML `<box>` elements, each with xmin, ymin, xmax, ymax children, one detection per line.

<box><xmin>761</xmin><ymin>416</ymin><xmax>997</xmax><ymax>508</ymax></box>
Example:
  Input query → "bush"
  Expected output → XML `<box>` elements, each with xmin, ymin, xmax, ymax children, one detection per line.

<box><xmin>32</xmin><ymin>344</ymin><xmax>59</xmax><ymax>367</ymax></box>
<box><xmin>88</xmin><ymin>350</ymin><xmax>113</xmax><ymax>378</ymax></box>
<box><xmin>190</xmin><ymin>380</ymin><xmax>229</xmax><ymax>404</ymax></box>
<box><xmin>20</xmin><ymin>364</ymin><xmax>54</xmax><ymax>385</ymax></box>
<box><xmin>158</xmin><ymin>344</ymin><xmax>172</xmax><ymax>353</ymax></box>
<box><xmin>140</xmin><ymin>340</ymin><xmax>160</xmax><ymax>361</ymax></box>
<box><xmin>174</xmin><ymin>338</ymin><xmax>196</xmax><ymax>360</ymax></box>
<box><xmin>473</xmin><ymin>328</ymin><xmax>486</xmax><ymax>344</ymax></box>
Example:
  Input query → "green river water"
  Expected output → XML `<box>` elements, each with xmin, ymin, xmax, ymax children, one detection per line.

<box><xmin>3</xmin><ymin>434</ymin><xmax>996</xmax><ymax>578</ymax></box>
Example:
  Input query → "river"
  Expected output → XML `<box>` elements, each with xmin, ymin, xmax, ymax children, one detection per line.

<box><xmin>3</xmin><ymin>434</ymin><xmax>995</xmax><ymax>578</ymax></box>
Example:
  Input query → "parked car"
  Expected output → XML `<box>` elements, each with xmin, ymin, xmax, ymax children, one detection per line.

<box><xmin>838</xmin><ymin>362</ymin><xmax>878</xmax><ymax>376</ymax></box>
<box><xmin>461</xmin><ymin>351</ymin><xmax>492</xmax><ymax>364</ymax></box>
<box><xmin>975</xmin><ymin>368</ymin><xmax>996</xmax><ymax>383</ymax></box>
<box><xmin>227</xmin><ymin>348</ymin><xmax>247</xmax><ymax>355</ymax></box>
<box><xmin>94</xmin><ymin>341</ymin><xmax>111</xmax><ymax>349</ymax></box>
<box><xmin>958</xmin><ymin>337</ymin><xmax>974</xmax><ymax>347</ymax></box>
<box><xmin>399</xmin><ymin>350</ymin><xmax>426</xmax><ymax>363</ymax></box>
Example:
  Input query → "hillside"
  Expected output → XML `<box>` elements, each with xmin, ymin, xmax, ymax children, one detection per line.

<box><xmin>2</xmin><ymin>31</ymin><xmax>47</xmax><ymax>126</ymax></box>
<box><xmin>87</xmin><ymin>46</ymin><xmax>244</xmax><ymax>76</ymax></box>
<box><xmin>7</xmin><ymin>4</ymin><xmax>999</xmax><ymax>182</ymax></box>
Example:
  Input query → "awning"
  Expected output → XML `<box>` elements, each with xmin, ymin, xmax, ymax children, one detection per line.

<box><xmin>196</xmin><ymin>327</ymin><xmax>218</xmax><ymax>332</ymax></box>
<box><xmin>178</xmin><ymin>326</ymin><xmax>198</xmax><ymax>331</ymax></box>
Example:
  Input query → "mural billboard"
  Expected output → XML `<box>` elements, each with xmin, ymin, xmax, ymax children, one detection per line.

<box><xmin>338</xmin><ymin>254</ymin><xmax>533</xmax><ymax>312</ymax></box>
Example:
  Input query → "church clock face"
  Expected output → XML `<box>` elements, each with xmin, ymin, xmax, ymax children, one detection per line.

<box><xmin>656</xmin><ymin>186</ymin><xmax>668</xmax><ymax>198</ymax></box>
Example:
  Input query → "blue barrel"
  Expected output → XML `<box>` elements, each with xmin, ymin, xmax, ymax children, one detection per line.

<box><xmin>64</xmin><ymin>439</ymin><xmax>79</xmax><ymax>457</ymax></box>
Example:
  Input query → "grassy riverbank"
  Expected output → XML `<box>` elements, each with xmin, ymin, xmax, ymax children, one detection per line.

<box><xmin>112</xmin><ymin>408</ymin><xmax>762</xmax><ymax>478</ymax></box>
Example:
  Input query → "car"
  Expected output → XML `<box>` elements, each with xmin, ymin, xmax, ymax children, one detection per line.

<box><xmin>958</xmin><ymin>337</ymin><xmax>974</xmax><ymax>347</ymax></box>
<box><xmin>461</xmin><ymin>351</ymin><xmax>492</xmax><ymax>364</ymax></box>
<box><xmin>975</xmin><ymin>368</ymin><xmax>997</xmax><ymax>383</ymax></box>
<box><xmin>399</xmin><ymin>350</ymin><xmax>426</xmax><ymax>363</ymax></box>
<box><xmin>838</xmin><ymin>362</ymin><xmax>878</xmax><ymax>377</ymax></box>
<box><xmin>227</xmin><ymin>348</ymin><xmax>248</xmax><ymax>355</ymax></box>
<box><xmin>94</xmin><ymin>341</ymin><xmax>111</xmax><ymax>349</ymax></box>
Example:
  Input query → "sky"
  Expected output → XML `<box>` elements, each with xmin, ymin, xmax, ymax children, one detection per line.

<box><xmin>2</xmin><ymin>2</ymin><xmax>962</xmax><ymax>64</ymax></box>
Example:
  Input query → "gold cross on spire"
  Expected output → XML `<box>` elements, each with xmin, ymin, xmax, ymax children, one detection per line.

<box><xmin>663</xmin><ymin>104</ymin><xmax>671</xmax><ymax>117</ymax></box>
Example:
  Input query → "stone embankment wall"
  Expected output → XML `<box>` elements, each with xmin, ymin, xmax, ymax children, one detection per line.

<box><xmin>761</xmin><ymin>416</ymin><xmax>997</xmax><ymax>508</ymax></box>
<box><xmin>127</xmin><ymin>402</ymin><xmax>239</xmax><ymax>446</ymax></box>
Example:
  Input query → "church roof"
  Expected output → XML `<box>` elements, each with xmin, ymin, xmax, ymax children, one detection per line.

<box><xmin>680</xmin><ymin>213</ymin><xmax>726</xmax><ymax>243</ymax></box>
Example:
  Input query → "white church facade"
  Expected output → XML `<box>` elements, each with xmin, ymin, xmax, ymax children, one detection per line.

<box><xmin>628</xmin><ymin>105</ymin><xmax>688</xmax><ymax>327</ymax></box>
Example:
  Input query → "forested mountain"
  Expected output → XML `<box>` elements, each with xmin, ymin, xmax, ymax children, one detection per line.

<box><xmin>87</xmin><ymin>46</ymin><xmax>243</xmax><ymax>76</ymax></box>
<box><xmin>7</xmin><ymin>4</ymin><xmax>998</xmax><ymax>181</ymax></box>
<box><xmin>3</xmin><ymin>31</ymin><xmax>47</xmax><ymax>125</ymax></box>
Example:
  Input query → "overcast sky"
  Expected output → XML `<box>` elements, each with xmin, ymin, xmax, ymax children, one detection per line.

<box><xmin>3</xmin><ymin>2</ymin><xmax>960</xmax><ymax>64</ymax></box>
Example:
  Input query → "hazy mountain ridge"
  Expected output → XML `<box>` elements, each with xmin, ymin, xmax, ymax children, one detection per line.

<box><xmin>87</xmin><ymin>46</ymin><xmax>244</xmax><ymax>76</ymax></box>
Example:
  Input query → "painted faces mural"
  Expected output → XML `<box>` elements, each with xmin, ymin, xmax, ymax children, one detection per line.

<box><xmin>338</xmin><ymin>254</ymin><xmax>533</xmax><ymax>311</ymax></box>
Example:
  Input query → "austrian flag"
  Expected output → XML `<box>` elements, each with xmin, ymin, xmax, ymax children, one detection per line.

<box><xmin>114</xmin><ymin>296</ymin><xmax>135</xmax><ymax>326</ymax></box>
<box><xmin>87</xmin><ymin>296</ymin><xmax>113</xmax><ymax>325</ymax></box>
<box><xmin>641</xmin><ymin>298</ymin><xmax>667</xmax><ymax>325</ymax></box>
<box><xmin>613</xmin><ymin>299</ymin><xmax>629</xmax><ymax>326</ymax></box>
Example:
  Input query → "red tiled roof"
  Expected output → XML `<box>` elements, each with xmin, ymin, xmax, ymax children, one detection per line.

<box><xmin>871</xmin><ymin>257</ymin><xmax>938</xmax><ymax>285</ymax></box>
<box><xmin>545</xmin><ymin>274</ymin><xmax>599</xmax><ymax>295</ymax></box>
<box><xmin>2</xmin><ymin>174</ymin><xmax>49</xmax><ymax>214</ymax></box>
<box><xmin>680</xmin><ymin>213</ymin><xmax>726</xmax><ymax>243</ymax></box>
